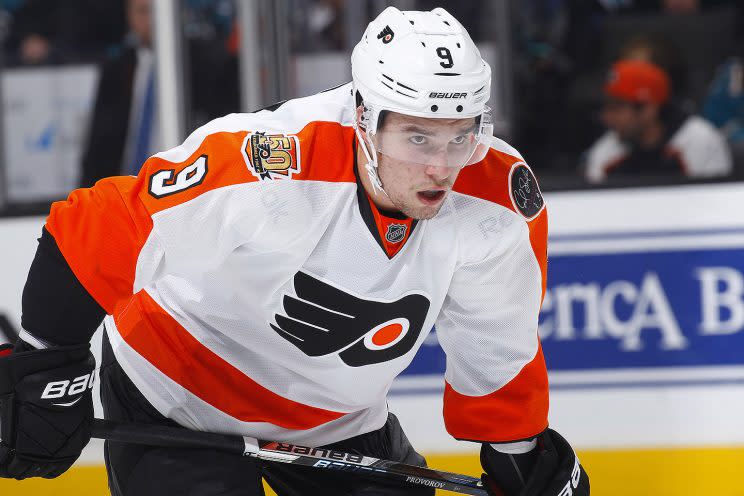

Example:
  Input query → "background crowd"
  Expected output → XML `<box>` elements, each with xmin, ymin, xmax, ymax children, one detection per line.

<box><xmin>0</xmin><ymin>0</ymin><xmax>741</xmax><ymax>206</ymax></box>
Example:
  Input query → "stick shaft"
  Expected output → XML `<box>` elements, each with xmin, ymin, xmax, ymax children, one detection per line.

<box><xmin>92</xmin><ymin>419</ymin><xmax>487</xmax><ymax>495</ymax></box>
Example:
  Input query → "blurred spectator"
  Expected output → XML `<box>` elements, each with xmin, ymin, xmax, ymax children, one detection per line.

<box><xmin>181</xmin><ymin>0</ymin><xmax>239</xmax><ymax>126</ymax></box>
<box><xmin>598</xmin><ymin>0</ymin><xmax>735</xmax><ymax>14</ymax></box>
<box><xmin>80</xmin><ymin>0</ymin><xmax>239</xmax><ymax>187</ymax></box>
<box><xmin>702</xmin><ymin>58</ymin><xmax>744</xmax><ymax>176</ymax></box>
<box><xmin>290</xmin><ymin>0</ymin><xmax>346</xmax><ymax>52</ymax></box>
<box><xmin>525</xmin><ymin>1</ymin><xmax>740</xmax><ymax>181</ymax></box>
<box><xmin>584</xmin><ymin>60</ymin><xmax>732</xmax><ymax>183</ymax></box>
<box><xmin>661</xmin><ymin>0</ymin><xmax>699</xmax><ymax>13</ymax></box>
<box><xmin>703</xmin><ymin>59</ymin><xmax>744</xmax><ymax>144</ymax></box>
<box><xmin>616</xmin><ymin>34</ymin><xmax>687</xmax><ymax>97</ymax></box>
<box><xmin>3</xmin><ymin>0</ymin><xmax>126</xmax><ymax>66</ymax></box>
<box><xmin>510</xmin><ymin>0</ymin><xmax>740</xmax><ymax>179</ymax></box>
<box><xmin>80</xmin><ymin>0</ymin><xmax>157</xmax><ymax>187</ymax></box>
<box><xmin>509</xmin><ymin>0</ymin><xmax>607</xmax><ymax>172</ymax></box>
<box><xmin>182</xmin><ymin>0</ymin><xmax>235</xmax><ymax>42</ymax></box>
<box><xmin>600</xmin><ymin>1</ymin><xmax>739</xmax><ymax>104</ymax></box>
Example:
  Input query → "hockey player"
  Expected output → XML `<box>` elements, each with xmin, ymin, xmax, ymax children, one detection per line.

<box><xmin>0</xmin><ymin>7</ymin><xmax>588</xmax><ymax>496</ymax></box>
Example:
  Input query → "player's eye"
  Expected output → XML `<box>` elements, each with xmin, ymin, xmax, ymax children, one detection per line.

<box><xmin>451</xmin><ymin>135</ymin><xmax>467</xmax><ymax>145</ymax></box>
<box><xmin>409</xmin><ymin>135</ymin><xmax>427</xmax><ymax>145</ymax></box>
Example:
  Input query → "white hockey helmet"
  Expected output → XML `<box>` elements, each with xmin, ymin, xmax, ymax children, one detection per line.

<box><xmin>351</xmin><ymin>7</ymin><xmax>493</xmax><ymax>192</ymax></box>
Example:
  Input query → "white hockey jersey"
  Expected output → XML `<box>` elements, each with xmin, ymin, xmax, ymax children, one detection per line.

<box><xmin>46</xmin><ymin>83</ymin><xmax>549</xmax><ymax>446</ymax></box>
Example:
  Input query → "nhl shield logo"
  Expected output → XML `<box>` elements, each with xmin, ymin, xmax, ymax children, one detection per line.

<box><xmin>385</xmin><ymin>224</ymin><xmax>407</xmax><ymax>243</ymax></box>
<box><xmin>377</xmin><ymin>25</ymin><xmax>394</xmax><ymax>44</ymax></box>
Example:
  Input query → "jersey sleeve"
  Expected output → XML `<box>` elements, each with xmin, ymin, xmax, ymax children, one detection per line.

<box><xmin>439</xmin><ymin>147</ymin><xmax>549</xmax><ymax>443</ymax></box>
<box><xmin>21</xmin><ymin>227</ymin><xmax>107</xmax><ymax>346</ymax></box>
<box><xmin>45</xmin><ymin>174</ymin><xmax>153</xmax><ymax>315</ymax></box>
<box><xmin>45</xmin><ymin>118</ymin><xmax>253</xmax><ymax>316</ymax></box>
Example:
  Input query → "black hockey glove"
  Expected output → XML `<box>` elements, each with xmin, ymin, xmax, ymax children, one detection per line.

<box><xmin>481</xmin><ymin>429</ymin><xmax>589</xmax><ymax>496</ymax></box>
<box><xmin>0</xmin><ymin>342</ymin><xmax>95</xmax><ymax>479</ymax></box>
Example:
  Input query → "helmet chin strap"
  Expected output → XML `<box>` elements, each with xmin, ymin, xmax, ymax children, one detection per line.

<box><xmin>354</xmin><ymin>125</ymin><xmax>391</xmax><ymax>200</ymax></box>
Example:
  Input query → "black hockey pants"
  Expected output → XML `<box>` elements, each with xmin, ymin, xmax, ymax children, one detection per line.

<box><xmin>99</xmin><ymin>332</ymin><xmax>434</xmax><ymax>496</ymax></box>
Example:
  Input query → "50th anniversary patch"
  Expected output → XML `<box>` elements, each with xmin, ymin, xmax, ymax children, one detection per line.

<box><xmin>243</xmin><ymin>132</ymin><xmax>301</xmax><ymax>180</ymax></box>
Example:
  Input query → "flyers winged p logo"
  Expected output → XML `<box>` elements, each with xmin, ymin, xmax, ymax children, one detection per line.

<box><xmin>271</xmin><ymin>272</ymin><xmax>430</xmax><ymax>367</ymax></box>
<box><xmin>377</xmin><ymin>25</ymin><xmax>394</xmax><ymax>44</ymax></box>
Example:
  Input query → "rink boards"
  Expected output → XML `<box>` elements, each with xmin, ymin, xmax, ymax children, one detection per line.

<box><xmin>1</xmin><ymin>182</ymin><xmax>743</xmax><ymax>495</ymax></box>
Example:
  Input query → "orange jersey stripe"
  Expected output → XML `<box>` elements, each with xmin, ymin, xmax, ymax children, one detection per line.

<box><xmin>452</xmin><ymin>149</ymin><xmax>515</xmax><ymax>211</ymax></box>
<box><xmin>293</xmin><ymin>122</ymin><xmax>357</xmax><ymax>184</ymax></box>
<box><xmin>46</xmin><ymin>176</ymin><xmax>155</xmax><ymax>314</ymax></box>
<box><xmin>116</xmin><ymin>291</ymin><xmax>348</xmax><ymax>430</ymax></box>
<box><xmin>529</xmin><ymin>208</ymin><xmax>548</xmax><ymax>301</ymax></box>
<box><xmin>443</xmin><ymin>344</ymin><xmax>549</xmax><ymax>442</ymax></box>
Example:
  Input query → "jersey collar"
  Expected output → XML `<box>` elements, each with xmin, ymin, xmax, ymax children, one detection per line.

<box><xmin>353</xmin><ymin>143</ymin><xmax>417</xmax><ymax>260</ymax></box>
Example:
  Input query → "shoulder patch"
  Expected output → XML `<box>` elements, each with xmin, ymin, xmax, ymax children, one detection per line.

<box><xmin>242</xmin><ymin>132</ymin><xmax>301</xmax><ymax>180</ymax></box>
<box><xmin>508</xmin><ymin>163</ymin><xmax>544</xmax><ymax>220</ymax></box>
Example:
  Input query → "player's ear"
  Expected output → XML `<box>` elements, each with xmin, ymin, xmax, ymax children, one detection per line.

<box><xmin>354</xmin><ymin>90</ymin><xmax>364</xmax><ymax>120</ymax></box>
<box><xmin>355</xmin><ymin>104</ymin><xmax>373</xmax><ymax>136</ymax></box>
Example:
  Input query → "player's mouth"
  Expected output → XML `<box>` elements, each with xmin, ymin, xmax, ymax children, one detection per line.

<box><xmin>416</xmin><ymin>189</ymin><xmax>447</xmax><ymax>206</ymax></box>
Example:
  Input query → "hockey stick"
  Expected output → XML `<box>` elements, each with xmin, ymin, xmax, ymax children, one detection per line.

<box><xmin>92</xmin><ymin>419</ymin><xmax>487</xmax><ymax>495</ymax></box>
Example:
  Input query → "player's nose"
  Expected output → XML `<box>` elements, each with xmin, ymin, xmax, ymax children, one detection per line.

<box><xmin>424</xmin><ymin>149</ymin><xmax>456</xmax><ymax>178</ymax></box>
<box><xmin>424</xmin><ymin>162</ymin><xmax>455</xmax><ymax>182</ymax></box>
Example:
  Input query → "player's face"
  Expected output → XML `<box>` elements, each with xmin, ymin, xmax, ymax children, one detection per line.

<box><xmin>601</xmin><ymin>99</ymin><xmax>648</xmax><ymax>144</ymax></box>
<box><xmin>375</xmin><ymin>113</ymin><xmax>476</xmax><ymax>220</ymax></box>
<box><xmin>128</xmin><ymin>0</ymin><xmax>152</xmax><ymax>47</ymax></box>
